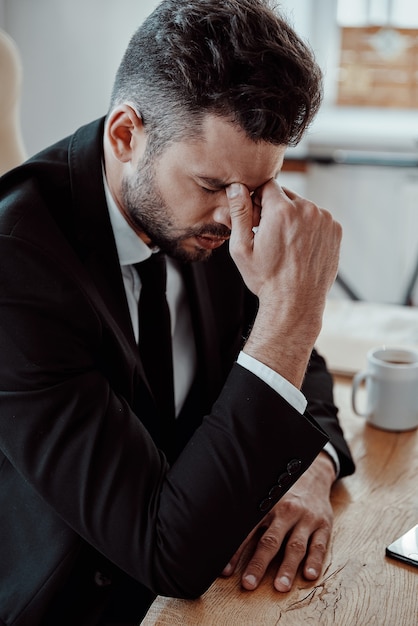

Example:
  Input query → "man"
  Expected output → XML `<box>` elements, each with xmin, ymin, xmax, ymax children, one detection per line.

<box><xmin>0</xmin><ymin>0</ymin><xmax>354</xmax><ymax>624</ymax></box>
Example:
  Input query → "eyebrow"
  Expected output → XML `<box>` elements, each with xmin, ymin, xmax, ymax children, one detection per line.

<box><xmin>196</xmin><ymin>171</ymin><xmax>282</xmax><ymax>191</ymax></box>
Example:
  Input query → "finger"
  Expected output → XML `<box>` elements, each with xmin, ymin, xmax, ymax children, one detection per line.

<box><xmin>302</xmin><ymin>525</ymin><xmax>331</xmax><ymax>581</ymax></box>
<box><xmin>280</xmin><ymin>185</ymin><xmax>301</xmax><ymax>201</ymax></box>
<box><xmin>222</xmin><ymin>552</ymin><xmax>240</xmax><ymax>577</ymax></box>
<box><xmin>241</xmin><ymin>526</ymin><xmax>287</xmax><ymax>590</ymax></box>
<box><xmin>280</xmin><ymin>185</ymin><xmax>330</xmax><ymax>221</ymax></box>
<box><xmin>259</xmin><ymin>178</ymin><xmax>293</xmax><ymax>205</ymax></box>
<box><xmin>248</xmin><ymin>180</ymin><xmax>290</xmax><ymax>243</ymax></box>
<box><xmin>273</xmin><ymin>530</ymin><xmax>310</xmax><ymax>592</ymax></box>
<box><xmin>251</xmin><ymin>190</ymin><xmax>262</xmax><ymax>229</ymax></box>
<box><xmin>254</xmin><ymin>180</ymin><xmax>304</xmax><ymax>236</ymax></box>
<box><xmin>226</xmin><ymin>183</ymin><xmax>255</xmax><ymax>253</ymax></box>
<box><xmin>222</xmin><ymin>525</ymin><xmax>257</xmax><ymax>576</ymax></box>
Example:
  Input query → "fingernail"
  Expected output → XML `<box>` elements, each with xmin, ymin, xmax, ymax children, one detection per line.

<box><xmin>277</xmin><ymin>575</ymin><xmax>291</xmax><ymax>590</ymax></box>
<box><xmin>243</xmin><ymin>574</ymin><xmax>258</xmax><ymax>589</ymax></box>
<box><xmin>306</xmin><ymin>567</ymin><xmax>318</xmax><ymax>578</ymax></box>
<box><xmin>226</xmin><ymin>183</ymin><xmax>241</xmax><ymax>198</ymax></box>
<box><xmin>223</xmin><ymin>563</ymin><xmax>233</xmax><ymax>575</ymax></box>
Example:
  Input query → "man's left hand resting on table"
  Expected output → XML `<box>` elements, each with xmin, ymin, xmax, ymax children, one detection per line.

<box><xmin>222</xmin><ymin>451</ymin><xmax>336</xmax><ymax>591</ymax></box>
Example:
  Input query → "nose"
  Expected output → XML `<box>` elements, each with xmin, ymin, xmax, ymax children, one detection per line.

<box><xmin>212</xmin><ymin>197</ymin><xmax>232</xmax><ymax>229</ymax></box>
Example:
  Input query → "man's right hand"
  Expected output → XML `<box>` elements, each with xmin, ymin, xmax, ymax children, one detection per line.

<box><xmin>226</xmin><ymin>180</ymin><xmax>341</xmax><ymax>388</ymax></box>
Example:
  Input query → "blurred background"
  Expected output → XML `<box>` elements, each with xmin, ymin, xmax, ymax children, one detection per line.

<box><xmin>2</xmin><ymin>0</ymin><xmax>418</xmax><ymax>306</ymax></box>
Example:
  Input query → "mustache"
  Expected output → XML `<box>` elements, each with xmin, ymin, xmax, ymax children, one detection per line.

<box><xmin>191</xmin><ymin>224</ymin><xmax>231</xmax><ymax>239</ymax></box>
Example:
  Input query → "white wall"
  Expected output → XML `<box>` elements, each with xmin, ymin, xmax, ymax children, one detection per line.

<box><xmin>2</xmin><ymin>0</ymin><xmax>160</xmax><ymax>156</ymax></box>
<box><xmin>2</xmin><ymin>0</ymin><xmax>328</xmax><ymax>157</ymax></box>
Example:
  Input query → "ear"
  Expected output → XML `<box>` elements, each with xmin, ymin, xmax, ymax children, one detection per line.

<box><xmin>105</xmin><ymin>103</ymin><xmax>145</xmax><ymax>163</ymax></box>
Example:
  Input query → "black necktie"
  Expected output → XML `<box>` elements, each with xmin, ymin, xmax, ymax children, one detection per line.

<box><xmin>135</xmin><ymin>253</ymin><xmax>175</xmax><ymax>424</ymax></box>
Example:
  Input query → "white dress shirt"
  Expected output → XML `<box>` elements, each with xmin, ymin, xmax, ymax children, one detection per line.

<box><xmin>103</xmin><ymin>175</ymin><xmax>339</xmax><ymax>474</ymax></box>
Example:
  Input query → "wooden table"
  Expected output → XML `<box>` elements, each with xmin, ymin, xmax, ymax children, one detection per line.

<box><xmin>141</xmin><ymin>378</ymin><xmax>418</xmax><ymax>625</ymax></box>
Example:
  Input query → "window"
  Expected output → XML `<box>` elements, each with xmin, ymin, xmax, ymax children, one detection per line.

<box><xmin>336</xmin><ymin>0</ymin><xmax>418</xmax><ymax>107</ymax></box>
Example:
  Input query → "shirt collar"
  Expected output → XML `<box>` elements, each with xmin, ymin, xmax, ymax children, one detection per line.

<box><xmin>103</xmin><ymin>170</ymin><xmax>153</xmax><ymax>266</ymax></box>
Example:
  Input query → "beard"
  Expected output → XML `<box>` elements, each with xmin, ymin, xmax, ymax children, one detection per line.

<box><xmin>121</xmin><ymin>157</ymin><xmax>230</xmax><ymax>263</ymax></box>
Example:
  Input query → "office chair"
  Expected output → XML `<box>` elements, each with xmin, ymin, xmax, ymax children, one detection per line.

<box><xmin>0</xmin><ymin>28</ymin><xmax>26</xmax><ymax>175</ymax></box>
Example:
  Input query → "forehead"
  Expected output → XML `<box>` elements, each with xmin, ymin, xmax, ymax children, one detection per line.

<box><xmin>158</xmin><ymin>114</ymin><xmax>286</xmax><ymax>188</ymax></box>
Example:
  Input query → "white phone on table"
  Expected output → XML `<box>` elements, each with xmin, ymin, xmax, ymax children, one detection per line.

<box><xmin>386</xmin><ymin>525</ymin><xmax>418</xmax><ymax>568</ymax></box>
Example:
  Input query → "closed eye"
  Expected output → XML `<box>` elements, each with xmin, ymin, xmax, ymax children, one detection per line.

<box><xmin>202</xmin><ymin>185</ymin><xmax>255</xmax><ymax>197</ymax></box>
<box><xmin>195</xmin><ymin>175</ymin><xmax>227</xmax><ymax>195</ymax></box>
<box><xmin>201</xmin><ymin>186</ymin><xmax>224</xmax><ymax>194</ymax></box>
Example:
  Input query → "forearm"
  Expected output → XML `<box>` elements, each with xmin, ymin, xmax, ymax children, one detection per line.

<box><xmin>226</xmin><ymin>180</ymin><xmax>341</xmax><ymax>391</ymax></box>
<box><xmin>243</xmin><ymin>303</ymin><xmax>321</xmax><ymax>389</ymax></box>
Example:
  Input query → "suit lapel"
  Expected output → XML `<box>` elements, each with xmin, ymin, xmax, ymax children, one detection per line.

<box><xmin>67</xmin><ymin>118</ymin><xmax>136</xmax><ymax>348</ymax></box>
<box><xmin>65</xmin><ymin>119</ymin><xmax>152</xmax><ymax>402</ymax></box>
<box><xmin>65</xmin><ymin>119</ymin><xmax>227</xmax><ymax>420</ymax></box>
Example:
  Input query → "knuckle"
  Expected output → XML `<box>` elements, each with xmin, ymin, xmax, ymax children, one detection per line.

<box><xmin>287</xmin><ymin>536</ymin><xmax>306</xmax><ymax>555</ymax></box>
<box><xmin>295</xmin><ymin>197</ymin><xmax>317</xmax><ymax>215</ymax></box>
<box><xmin>229</xmin><ymin>237</ymin><xmax>246</xmax><ymax>255</ymax></box>
<box><xmin>228</xmin><ymin>238</ymin><xmax>252</xmax><ymax>264</ymax></box>
<box><xmin>335</xmin><ymin>221</ymin><xmax>343</xmax><ymax>241</ymax></box>
<box><xmin>279</xmin><ymin>497</ymin><xmax>303</xmax><ymax>518</ymax></box>
<box><xmin>301</xmin><ymin>509</ymin><xmax>317</xmax><ymax>526</ymax></box>
<box><xmin>305</xmin><ymin>199</ymin><xmax>319</xmax><ymax>213</ymax></box>
<box><xmin>247</xmin><ymin>559</ymin><xmax>267</xmax><ymax>575</ymax></box>
<box><xmin>310</xmin><ymin>539</ymin><xmax>328</xmax><ymax>556</ymax></box>
<box><xmin>228</xmin><ymin>201</ymin><xmax>246</xmax><ymax>216</ymax></box>
<box><xmin>258</xmin><ymin>532</ymin><xmax>281</xmax><ymax>552</ymax></box>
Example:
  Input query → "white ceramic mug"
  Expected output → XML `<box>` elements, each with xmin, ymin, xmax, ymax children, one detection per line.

<box><xmin>351</xmin><ymin>346</ymin><xmax>418</xmax><ymax>431</ymax></box>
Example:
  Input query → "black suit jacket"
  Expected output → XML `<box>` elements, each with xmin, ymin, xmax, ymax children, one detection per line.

<box><xmin>0</xmin><ymin>118</ymin><xmax>354</xmax><ymax>625</ymax></box>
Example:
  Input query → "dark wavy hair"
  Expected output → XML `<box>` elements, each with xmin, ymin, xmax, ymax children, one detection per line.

<box><xmin>110</xmin><ymin>0</ymin><xmax>322</xmax><ymax>153</ymax></box>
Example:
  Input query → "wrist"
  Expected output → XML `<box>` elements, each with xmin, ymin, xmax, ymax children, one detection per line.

<box><xmin>315</xmin><ymin>450</ymin><xmax>338</xmax><ymax>486</ymax></box>
<box><xmin>244</xmin><ymin>307</ymin><xmax>321</xmax><ymax>389</ymax></box>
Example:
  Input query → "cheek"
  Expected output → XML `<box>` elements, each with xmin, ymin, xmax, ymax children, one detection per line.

<box><xmin>158</xmin><ymin>179</ymin><xmax>216</xmax><ymax>224</ymax></box>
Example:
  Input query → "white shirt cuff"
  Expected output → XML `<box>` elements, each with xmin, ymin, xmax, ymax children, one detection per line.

<box><xmin>322</xmin><ymin>442</ymin><xmax>340</xmax><ymax>478</ymax></box>
<box><xmin>237</xmin><ymin>351</ymin><xmax>307</xmax><ymax>414</ymax></box>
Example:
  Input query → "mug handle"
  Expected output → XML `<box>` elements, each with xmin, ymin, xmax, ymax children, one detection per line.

<box><xmin>351</xmin><ymin>370</ymin><xmax>370</xmax><ymax>417</ymax></box>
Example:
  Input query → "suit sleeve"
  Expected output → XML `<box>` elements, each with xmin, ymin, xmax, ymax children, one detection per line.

<box><xmin>302</xmin><ymin>349</ymin><xmax>355</xmax><ymax>477</ymax></box>
<box><xmin>0</xmin><ymin>230</ymin><xmax>330</xmax><ymax>600</ymax></box>
<box><xmin>236</xmin><ymin>261</ymin><xmax>355</xmax><ymax>480</ymax></box>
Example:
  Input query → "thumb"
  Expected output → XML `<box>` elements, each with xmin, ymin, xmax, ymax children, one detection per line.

<box><xmin>226</xmin><ymin>183</ymin><xmax>254</xmax><ymax>250</ymax></box>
